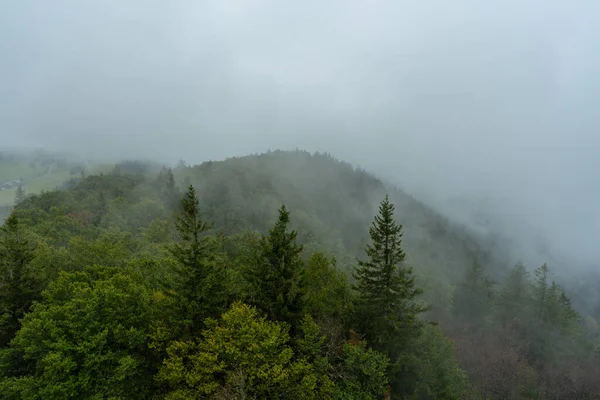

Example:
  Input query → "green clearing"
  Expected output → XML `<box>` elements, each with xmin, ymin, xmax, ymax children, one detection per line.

<box><xmin>0</xmin><ymin>158</ymin><xmax>113</xmax><ymax>207</ymax></box>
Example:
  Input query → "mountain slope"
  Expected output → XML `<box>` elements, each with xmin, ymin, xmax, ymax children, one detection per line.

<box><xmin>8</xmin><ymin>149</ymin><xmax>501</xmax><ymax>308</ymax></box>
<box><xmin>5</xmin><ymin>149</ymin><xmax>599</xmax><ymax>398</ymax></box>
<box><xmin>180</xmin><ymin>150</ymin><xmax>499</xmax><ymax>272</ymax></box>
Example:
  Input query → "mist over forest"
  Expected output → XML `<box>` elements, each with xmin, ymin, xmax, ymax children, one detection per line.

<box><xmin>3</xmin><ymin>1</ymin><xmax>600</xmax><ymax>270</ymax></box>
<box><xmin>1</xmin><ymin>1</ymin><xmax>600</xmax><ymax>398</ymax></box>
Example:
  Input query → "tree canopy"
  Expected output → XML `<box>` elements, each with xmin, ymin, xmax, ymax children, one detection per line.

<box><xmin>0</xmin><ymin>150</ymin><xmax>597</xmax><ymax>399</ymax></box>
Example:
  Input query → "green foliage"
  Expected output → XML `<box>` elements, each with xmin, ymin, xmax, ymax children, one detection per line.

<box><xmin>453</xmin><ymin>260</ymin><xmax>494</xmax><ymax>326</ymax></box>
<box><xmin>332</xmin><ymin>338</ymin><xmax>390</xmax><ymax>400</ymax></box>
<box><xmin>411</xmin><ymin>324</ymin><xmax>469</xmax><ymax>400</ymax></box>
<box><xmin>352</xmin><ymin>194</ymin><xmax>429</xmax><ymax>394</ymax></box>
<box><xmin>0</xmin><ymin>150</ymin><xmax>595</xmax><ymax>398</ymax></box>
<box><xmin>0</xmin><ymin>266</ymin><xmax>155</xmax><ymax>399</ymax></box>
<box><xmin>451</xmin><ymin>261</ymin><xmax>597</xmax><ymax>399</ymax></box>
<box><xmin>14</xmin><ymin>186</ymin><xmax>25</xmax><ymax>206</ymax></box>
<box><xmin>495</xmin><ymin>262</ymin><xmax>531</xmax><ymax>327</ymax></box>
<box><xmin>294</xmin><ymin>315</ymin><xmax>336</xmax><ymax>396</ymax></box>
<box><xmin>156</xmin><ymin>302</ymin><xmax>320</xmax><ymax>399</ymax></box>
<box><xmin>242</xmin><ymin>205</ymin><xmax>306</xmax><ymax>330</ymax></box>
<box><xmin>304</xmin><ymin>252</ymin><xmax>352</xmax><ymax>321</ymax></box>
<box><xmin>169</xmin><ymin>185</ymin><xmax>229</xmax><ymax>334</ymax></box>
<box><xmin>156</xmin><ymin>167</ymin><xmax>180</xmax><ymax>210</ymax></box>
<box><xmin>0</xmin><ymin>213</ymin><xmax>40</xmax><ymax>347</ymax></box>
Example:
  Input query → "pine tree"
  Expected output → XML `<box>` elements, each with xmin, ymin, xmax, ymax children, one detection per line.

<box><xmin>0</xmin><ymin>213</ymin><xmax>39</xmax><ymax>347</ymax></box>
<box><xmin>156</xmin><ymin>167</ymin><xmax>180</xmax><ymax>210</ymax></box>
<box><xmin>533</xmin><ymin>268</ymin><xmax>579</xmax><ymax>331</ymax></box>
<box><xmin>529</xmin><ymin>263</ymin><xmax>581</xmax><ymax>363</ymax></box>
<box><xmin>352</xmin><ymin>194</ymin><xmax>429</xmax><ymax>394</ymax></box>
<box><xmin>14</xmin><ymin>185</ymin><xmax>26</xmax><ymax>206</ymax></box>
<box><xmin>170</xmin><ymin>185</ymin><xmax>228</xmax><ymax>334</ymax></box>
<box><xmin>496</xmin><ymin>262</ymin><xmax>531</xmax><ymax>328</ymax></box>
<box><xmin>242</xmin><ymin>205</ymin><xmax>306</xmax><ymax>331</ymax></box>
<box><xmin>533</xmin><ymin>263</ymin><xmax>549</xmax><ymax>321</ymax></box>
<box><xmin>453</xmin><ymin>260</ymin><xmax>494</xmax><ymax>326</ymax></box>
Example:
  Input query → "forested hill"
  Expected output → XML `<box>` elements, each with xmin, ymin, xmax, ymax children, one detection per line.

<box><xmin>178</xmin><ymin>150</ymin><xmax>497</xmax><ymax>272</ymax></box>
<box><xmin>1</xmin><ymin>149</ymin><xmax>599</xmax><ymax>398</ymax></box>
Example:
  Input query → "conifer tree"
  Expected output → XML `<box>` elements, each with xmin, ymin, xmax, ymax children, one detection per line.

<box><xmin>14</xmin><ymin>185</ymin><xmax>25</xmax><ymax>206</ymax></box>
<box><xmin>156</xmin><ymin>167</ymin><xmax>180</xmax><ymax>210</ymax></box>
<box><xmin>243</xmin><ymin>205</ymin><xmax>306</xmax><ymax>330</ymax></box>
<box><xmin>532</xmin><ymin>264</ymin><xmax>579</xmax><ymax>330</ymax></box>
<box><xmin>0</xmin><ymin>213</ymin><xmax>39</xmax><ymax>347</ymax></box>
<box><xmin>453</xmin><ymin>260</ymin><xmax>493</xmax><ymax>326</ymax></box>
<box><xmin>496</xmin><ymin>262</ymin><xmax>531</xmax><ymax>328</ymax></box>
<box><xmin>352</xmin><ymin>194</ymin><xmax>429</xmax><ymax>394</ymax></box>
<box><xmin>170</xmin><ymin>185</ymin><xmax>227</xmax><ymax>334</ymax></box>
<box><xmin>533</xmin><ymin>263</ymin><xmax>549</xmax><ymax>321</ymax></box>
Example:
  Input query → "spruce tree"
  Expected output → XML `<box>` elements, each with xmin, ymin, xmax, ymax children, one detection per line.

<box><xmin>14</xmin><ymin>185</ymin><xmax>26</xmax><ymax>206</ymax></box>
<box><xmin>453</xmin><ymin>260</ymin><xmax>494</xmax><ymax>326</ymax></box>
<box><xmin>243</xmin><ymin>205</ymin><xmax>306</xmax><ymax>330</ymax></box>
<box><xmin>533</xmin><ymin>263</ymin><xmax>549</xmax><ymax>321</ymax></box>
<box><xmin>170</xmin><ymin>185</ymin><xmax>227</xmax><ymax>334</ymax></box>
<box><xmin>533</xmin><ymin>264</ymin><xmax>578</xmax><ymax>330</ymax></box>
<box><xmin>496</xmin><ymin>262</ymin><xmax>531</xmax><ymax>328</ymax></box>
<box><xmin>352</xmin><ymin>194</ymin><xmax>429</xmax><ymax>394</ymax></box>
<box><xmin>156</xmin><ymin>167</ymin><xmax>180</xmax><ymax>210</ymax></box>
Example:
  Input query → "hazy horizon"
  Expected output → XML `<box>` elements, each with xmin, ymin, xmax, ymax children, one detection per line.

<box><xmin>2</xmin><ymin>1</ymin><xmax>599</xmax><ymax>269</ymax></box>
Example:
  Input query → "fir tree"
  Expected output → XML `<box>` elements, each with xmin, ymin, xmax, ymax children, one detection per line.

<box><xmin>495</xmin><ymin>262</ymin><xmax>531</xmax><ymax>328</ymax></box>
<box><xmin>533</xmin><ymin>263</ymin><xmax>549</xmax><ymax>321</ymax></box>
<box><xmin>453</xmin><ymin>260</ymin><xmax>494</xmax><ymax>326</ymax></box>
<box><xmin>156</xmin><ymin>167</ymin><xmax>180</xmax><ymax>210</ymax></box>
<box><xmin>14</xmin><ymin>185</ymin><xmax>26</xmax><ymax>206</ymax></box>
<box><xmin>243</xmin><ymin>205</ymin><xmax>306</xmax><ymax>331</ymax></box>
<box><xmin>352</xmin><ymin>194</ymin><xmax>429</xmax><ymax>395</ymax></box>
<box><xmin>533</xmin><ymin>265</ymin><xmax>578</xmax><ymax>331</ymax></box>
<box><xmin>170</xmin><ymin>185</ymin><xmax>228</xmax><ymax>334</ymax></box>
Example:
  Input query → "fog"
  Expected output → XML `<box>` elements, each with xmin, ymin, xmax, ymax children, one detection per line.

<box><xmin>2</xmin><ymin>1</ymin><xmax>599</xmax><ymax>269</ymax></box>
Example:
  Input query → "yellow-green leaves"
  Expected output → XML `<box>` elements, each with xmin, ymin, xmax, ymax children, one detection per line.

<box><xmin>157</xmin><ymin>302</ymin><xmax>321</xmax><ymax>399</ymax></box>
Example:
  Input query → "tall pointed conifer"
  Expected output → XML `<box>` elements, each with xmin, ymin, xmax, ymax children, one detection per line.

<box><xmin>14</xmin><ymin>185</ymin><xmax>26</xmax><ymax>206</ymax></box>
<box><xmin>243</xmin><ymin>205</ymin><xmax>306</xmax><ymax>330</ymax></box>
<box><xmin>170</xmin><ymin>185</ymin><xmax>227</xmax><ymax>333</ymax></box>
<box><xmin>352</xmin><ymin>194</ymin><xmax>429</xmax><ymax>395</ymax></box>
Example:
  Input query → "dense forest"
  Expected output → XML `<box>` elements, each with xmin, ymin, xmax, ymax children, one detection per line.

<box><xmin>0</xmin><ymin>149</ymin><xmax>599</xmax><ymax>399</ymax></box>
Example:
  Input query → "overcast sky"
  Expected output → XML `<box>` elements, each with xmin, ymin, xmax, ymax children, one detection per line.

<box><xmin>1</xmin><ymin>0</ymin><xmax>599</xmax><ymax>267</ymax></box>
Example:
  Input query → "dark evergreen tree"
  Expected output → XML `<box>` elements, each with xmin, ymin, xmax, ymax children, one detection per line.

<box><xmin>170</xmin><ymin>185</ymin><xmax>228</xmax><ymax>335</ymax></box>
<box><xmin>533</xmin><ymin>263</ymin><xmax>549</xmax><ymax>321</ymax></box>
<box><xmin>14</xmin><ymin>185</ymin><xmax>26</xmax><ymax>206</ymax></box>
<box><xmin>495</xmin><ymin>262</ymin><xmax>531</xmax><ymax>328</ymax></box>
<box><xmin>156</xmin><ymin>167</ymin><xmax>180</xmax><ymax>210</ymax></box>
<box><xmin>532</xmin><ymin>264</ymin><xmax>578</xmax><ymax>331</ymax></box>
<box><xmin>352</xmin><ymin>194</ymin><xmax>429</xmax><ymax>396</ymax></box>
<box><xmin>528</xmin><ymin>263</ymin><xmax>581</xmax><ymax>364</ymax></box>
<box><xmin>242</xmin><ymin>205</ymin><xmax>306</xmax><ymax>331</ymax></box>
<box><xmin>0</xmin><ymin>213</ymin><xmax>39</xmax><ymax>347</ymax></box>
<box><xmin>453</xmin><ymin>260</ymin><xmax>494</xmax><ymax>326</ymax></box>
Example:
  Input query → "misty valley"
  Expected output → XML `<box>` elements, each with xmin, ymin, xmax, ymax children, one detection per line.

<box><xmin>0</xmin><ymin>149</ymin><xmax>597</xmax><ymax>399</ymax></box>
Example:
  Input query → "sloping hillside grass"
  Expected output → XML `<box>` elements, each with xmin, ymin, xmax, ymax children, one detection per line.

<box><xmin>0</xmin><ymin>153</ymin><xmax>112</xmax><ymax>208</ymax></box>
